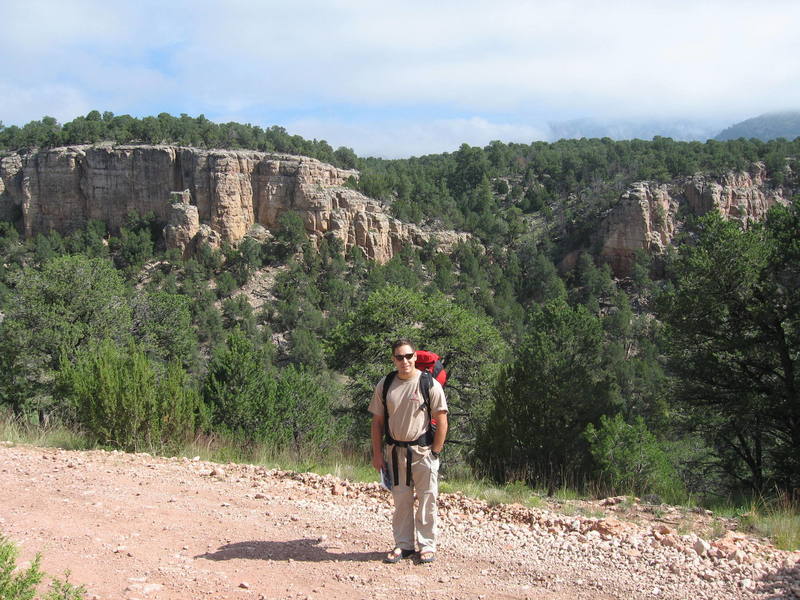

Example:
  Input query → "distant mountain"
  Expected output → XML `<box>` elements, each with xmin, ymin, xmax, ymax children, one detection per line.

<box><xmin>547</xmin><ymin>118</ymin><xmax>720</xmax><ymax>142</ymax></box>
<box><xmin>715</xmin><ymin>111</ymin><xmax>800</xmax><ymax>141</ymax></box>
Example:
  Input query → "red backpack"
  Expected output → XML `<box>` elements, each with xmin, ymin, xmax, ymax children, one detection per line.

<box><xmin>414</xmin><ymin>350</ymin><xmax>447</xmax><ymax>387</ymax></box>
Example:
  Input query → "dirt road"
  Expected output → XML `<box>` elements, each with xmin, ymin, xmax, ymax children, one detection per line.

<box><xmin>1</xmin><ymin>444</ymin><xmax>798</xmax><ymax>599</ymax></box>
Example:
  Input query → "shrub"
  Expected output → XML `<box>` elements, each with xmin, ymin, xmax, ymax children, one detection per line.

<box><xmin>202</xmin><ymin>329</ymin><xmax>278</xmax><ymax>441</ymax></box>
<box><xmin>57</xmin><ymin>339</ymin><xmax>207</xmax><ymax>450</ymax></box>
<box><xmin>477</xmin><ymin>299</ymin><xmax>618</xmax><ymax>486</ymax></box>
<box><xmin>131</xmin><ymin>290</ymin><xmax>197</xmax><ymax>367</ymax></box>
<box><xmin>0</xmin><ymin>534</ymin><xmax>86</xmax><ymax>600</ymax></box>
<box><xmin>215</xmin><ymin>271</ymin><xmax>237</xmax><ymax>298</ymax></box>
<box><xmin>0</xmin><ymin>534</ymin><xmax>43</xmax><ymax>600</ymax></box>
<box><xmin>584</xmin><ymin>413</ymin><xmax>684</xmax><ymax>503</ymax></box>
<box><xmin>0</xmin><ymin>254</ymin><xmax>132</xmax><ymax>418</ymax></box>
<box><xmin>274</xmin><ymin>365</ymin><xmax>343</xmax><ymax>453</ymax></box>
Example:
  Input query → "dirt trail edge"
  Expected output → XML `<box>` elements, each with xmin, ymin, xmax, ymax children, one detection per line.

<box><xmin>1</xmin><ymin>444</ymin><xmax>798</xmax><ymax>600</ymax></box>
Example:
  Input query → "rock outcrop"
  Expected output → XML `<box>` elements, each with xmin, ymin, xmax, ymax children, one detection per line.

<box><xmin>0</xmin><ymin>145</ymin><xmax>467</xmax><ymax>262</ymax></box>
<box><xmin>163</xmin><ymin>190</ymin><xmax>199</xmax><ymax>257</ymax></box>
<box><xmin>598</xmin><ymin>163</ymin><xmax>790</xmax><ymax>276</ymax></box>
<box><xmin>3</xmin><ymin>145</ymin><xmax>785</xmax><ymax>277</ymax></box>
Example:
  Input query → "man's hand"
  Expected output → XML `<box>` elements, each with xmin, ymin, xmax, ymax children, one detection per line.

<box><xmin>372</xmin><ymin>453</ymin><xmax>386</xmax><ymax>471</ymax></box>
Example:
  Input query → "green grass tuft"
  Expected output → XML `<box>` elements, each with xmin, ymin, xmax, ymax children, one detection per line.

<box><xmin>440</xmin><ymin>477</ymin><xmax>545</xmax><ymax>508</ymax></box>
<box><xmin>0</xmin><ymin>413</ymin><xmax>92</xmax><ymax>451</ymax></box>
<box><xmin>740</xmin><ymin>497</ymin><xmax>800</xmax><ymax>551</ymax></box>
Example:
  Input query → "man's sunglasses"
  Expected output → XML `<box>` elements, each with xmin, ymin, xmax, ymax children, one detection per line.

<box><xmin>394</xmin><ymin>353</ymin><xmax>415</xmax><ymax>361</ymax></box>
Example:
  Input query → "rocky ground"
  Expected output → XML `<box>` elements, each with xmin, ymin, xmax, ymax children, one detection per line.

<box><xmin>1</xmin><ymin>443</ymin><xmax>799</xmax><ymax>600</ymax></box>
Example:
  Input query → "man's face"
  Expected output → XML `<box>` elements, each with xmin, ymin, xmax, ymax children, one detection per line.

<box><xmin>392</xmin><ymin>344</ymin><xmax>417</xmax><ymax>379</ymax></box>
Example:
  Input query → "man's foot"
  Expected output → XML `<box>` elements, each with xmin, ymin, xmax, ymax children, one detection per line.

<box><xmin>419</xmin><ymin>551</ymin><xmax>435</xmax><ymax>563</ymax></box>
<box><xmin>384</xmin><ymin>547</ymin><xmax>415</xmax><ymax>563</ymax></box>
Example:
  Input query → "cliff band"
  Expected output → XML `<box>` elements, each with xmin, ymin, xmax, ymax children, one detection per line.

<box><xmin>596</xmin><ymin>163</ymin><xmax>789</xmax><ymax>275</ymax></box>
<box><xmin>0</xmin><ymin>145</ymin><xmax>465</xmax><ymax>261</ymax></box>
<box><xmin>0</xmin><ymin>146</ymin><xmax>790</xmax><ymax>275</ymax></box>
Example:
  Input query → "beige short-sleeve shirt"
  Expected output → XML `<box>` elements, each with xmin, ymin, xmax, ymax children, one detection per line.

<box><xmin>369</xmin><ymin>371</ymin><xmax>448</xmax><ymax>443</ymax></box>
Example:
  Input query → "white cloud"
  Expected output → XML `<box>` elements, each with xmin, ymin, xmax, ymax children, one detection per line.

<box><xmin>0</xmin><ymin>83</ymin><xmax>90</xmax><ymax>126</ymax></box>
<box><xmin>287</xmin><ymin>116</ymin><xmax>548</xmax><ymax>158</ymax></box>
<box><xmin>1</xmin><ymin>0</ymin><xmax>799</xmax><ymax>154</ymax></box>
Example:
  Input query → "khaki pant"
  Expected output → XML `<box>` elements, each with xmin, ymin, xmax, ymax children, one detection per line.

<box><xmin>388</xmin><ymin>444</ymin><xmax>439</xmax><ymax>553</ymax></box>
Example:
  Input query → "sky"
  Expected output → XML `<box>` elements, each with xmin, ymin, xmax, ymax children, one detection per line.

<box><xmin>2</xmin><ymin>0</ymin><xmax>799</xmax><ymax>158</ymax></box>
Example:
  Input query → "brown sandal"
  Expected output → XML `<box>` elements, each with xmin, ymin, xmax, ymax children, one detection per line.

<box><xmin>419</xmin><ymin>551</ymin><xmax>435</xmax><ymax>563</ymax></box>
<box><xmin>384</xmin><ymin>547</ymin><xmax>415</xmax><ymax>563</ymax></box>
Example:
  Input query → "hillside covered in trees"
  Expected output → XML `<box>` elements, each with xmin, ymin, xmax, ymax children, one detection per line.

<box><xmin>715</xmin><ymin>111</ymin><xmax>800</xmax><ymax>142</ymax></box>
<box><xmin>1</xmin><ymin>111</ymin><xmax>799</xmax><ymax>506</ymax></box>
<box><xmin>0</xmin><ymin>111</ymin><xmax>359</xmax><ymax>169</ymax></box>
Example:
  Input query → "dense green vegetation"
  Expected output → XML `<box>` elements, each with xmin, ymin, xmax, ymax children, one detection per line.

<box><xmin>0</xmin><ymin>111</ymin><xmax>358</xmax><ymax>169</ymax></box>
<box><xmin>1</xmin><ymin>201</ymin><xmax>797</xmax><ymax>507</ymax></box>
<box><xmin>1</xmin><ymin>112</ymin><xmax>799</xmax><ymax>527</ymax></box>
<box><xmin>657</xmin><ymin>207</ymin><xmax>800</xmax><ymax>493</ymax></box>
<box><xmin>355</xmin><ymin>136</ymin><xmax>800</xmax><ymax>254</ymax></box>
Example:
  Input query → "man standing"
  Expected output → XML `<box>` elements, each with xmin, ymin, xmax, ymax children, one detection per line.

<box><xmin>369</xmin><ymin>339</ymin><xmax>448</xmax><ymax>564</ymax></box>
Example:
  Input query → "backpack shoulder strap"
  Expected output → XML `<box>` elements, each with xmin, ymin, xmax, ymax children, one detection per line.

<box><xmin>382</xmin><ymin>371</ymin><xmax>398</xmax><ymax>441</ymax></box>
<box><xmin>419</xmin><ymin>370</ymin><xmax>435</xmax><ymax>446</ymax></box>
<box><xmin>419</xmin><ymin>370</ymin><xmax>432</xmax><ymax>418</ymax></box>
<box><xmin>381</xmin><ymin>371</ymin><xmax>398</xmax><ymax>408</ymax></box>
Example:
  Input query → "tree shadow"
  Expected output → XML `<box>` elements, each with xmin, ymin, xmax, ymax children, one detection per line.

<box><xmin>195</xmin><ymin>538</ymin><xmax>384</xmax><ymax>563</ymax></box>
<box><xmin>756</xmin><ymin>560</ymin><xmax>800</xmax><ymax>599</ymax></box>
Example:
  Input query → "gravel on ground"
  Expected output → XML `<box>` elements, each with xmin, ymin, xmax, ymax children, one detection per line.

<box><xmin>1</xmin><ymin>443</ymin><xmax>798</xmax><ymax>600</ymax></box>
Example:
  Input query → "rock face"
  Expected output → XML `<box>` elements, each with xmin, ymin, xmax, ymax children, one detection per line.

<box><xmin>163</xmin><ymin>190</ymin><xmax>199</xmax><ymax>257</ymax></box>
<box><xmin>4</xmin><ymin>145</ymin><xmax>783</xmax><ymax>276</ymax></box>
<box><xmin>598</xmin><ymin>163</ymin><xmax>790</xmax><ymax>276</ymax></box>
<box><xmin>0</xmin><ymin>145</ymin><xmax>466</xmax><ymax>261</ymax></box>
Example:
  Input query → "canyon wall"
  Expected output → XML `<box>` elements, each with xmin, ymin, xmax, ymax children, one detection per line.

<box><xmin>597</xmin><ymin>163</ymin><xmax>790</xmax><ymax>276</ymax></box>
<box><xmin>0</xmin><ymin>145</ymin><xmax>466</xmax><ymax>261</ymax></box>
<box><xmin>1</xmin><ymin>146</ymin><xmax>789</xmax><ymax>276</ymax></box>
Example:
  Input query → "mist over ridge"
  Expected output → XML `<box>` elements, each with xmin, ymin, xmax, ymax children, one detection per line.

<box><xmin>715</xmin><ymin>110</ymin><xmax>800</xmax><ymax>142</ymax></box>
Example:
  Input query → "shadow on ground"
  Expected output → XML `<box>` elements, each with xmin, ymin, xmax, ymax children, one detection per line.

<box><xmin>756</xmin><ymin>559</ymin><xmax>800</xmax><ymax>599</ymax></box>
<box><xmin>196</xmin><ymin>539</ymin><xmax>384</xmax><ymax>563</ymax></box>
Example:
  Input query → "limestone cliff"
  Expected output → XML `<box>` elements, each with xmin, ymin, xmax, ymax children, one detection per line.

<box><xmin>597</xmin><ymin>163</ymin><xmax>790</xmax><ymax>276</ymax></box>
<box><xmin>0</xmin><ymin>145</ymin><xmax>466</xmax><ymax>261</ymax></box>
<box><xmin>2</xmin><ymin>145</ymin><xmax>784</xmax><ymax>278</ymax></box>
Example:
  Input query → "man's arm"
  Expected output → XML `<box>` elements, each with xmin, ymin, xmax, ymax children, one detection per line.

<box><xmin>431</xmin><ymin>411</ymin><xmax>448</xmax><ymax>455</ymax></box>
<box><xmin>371</xmin><ymin>413</ymin><xmax>386</xmax><ymax>471</ymax></box>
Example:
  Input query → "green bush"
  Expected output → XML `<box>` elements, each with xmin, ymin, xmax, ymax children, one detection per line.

<box><xmin>131</xmin><ymin>290</ymin><xmax>197</xmax><ymax>367</ymax></box>
<box><xmin>202</xmin><ymin>329</ymin><xmax>278</xmax><ymax>441</ymax></box>
<box><xmin>477</xmin><ymin>299</ymin><xmax>619</xmax><ymax>486</ymax></box>
<box><xmin>584</xmin><ymin>413</ymin><xmax>684</xmax><ymax>503</ymax></box>
<box><xmin>274</xmin><ymin>365</ymin><xmax>344</xmax><ymax>453</ymax></box>
<box><xmin>57</xmin><ymin>339</ymin><xmax>207</xmax><ymax>450</ymax></box>
<box><xmin>42</xmin><ymin>572</ymin><xmax>86</xmax><ymax>600</ymax></box>
<box><xmin>0</xmin><ymin>534</ymin><xmax>43</xmax><ymax>600</ymax></box>
<box><xmin>0</xmin><ymin>534</ymin><xmax>86</xmax><ymax>600</ymax></box>
<box><xmin>202</xmin><ymin>330</ymin><xmax>343</xmax><ymax>452</ymax></box>
<box><xmin>215</xmin><ymin>271</ymin><xmax>237</xmax><ymax>298</ymax></box>
<box><xmin>0</xmin><ymin>254</ymin><xmax>132</xmax><ymax>418</ymax></box>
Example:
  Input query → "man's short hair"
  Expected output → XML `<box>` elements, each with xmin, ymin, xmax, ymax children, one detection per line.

<box><xmin>391</xmin><ymin>338</ymin><xmax>416</xmax><ymax>353</ymax></box>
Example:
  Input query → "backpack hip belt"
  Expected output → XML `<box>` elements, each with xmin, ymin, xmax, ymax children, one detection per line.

<box><xmin>386</xmin><ymin>431</ymin><xmax>435</xmax><ymax>488</ymax></box>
